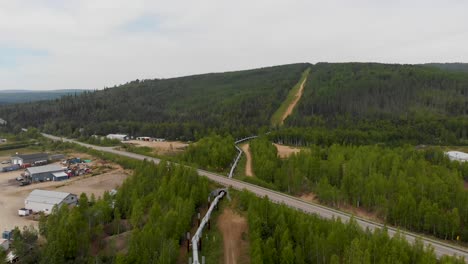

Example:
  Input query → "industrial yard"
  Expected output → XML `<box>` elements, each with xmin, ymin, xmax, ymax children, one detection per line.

<box><xmin>0</xmin><ymin>151</ymin><xmax>130</xmax><ymax>232</ymax></box>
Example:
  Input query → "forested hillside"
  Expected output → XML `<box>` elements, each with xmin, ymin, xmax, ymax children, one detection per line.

<box><xmin>285</xmin><ymin>63</ymin><xmax>468</xmax><ymax>145</ymax></box>
<box><xmin>425</xmin><ymin>63</ymin><xmax>468</xmax><ymax>73</ymax></box>
<box><xmin>1</xmin><ymin>62</ymin><xmax>467</xmax><ymax>145</ymax></box>
<box><xmin>0</xmin><ymin>89</ymin><xmax>85</xmax><ymax>105</ymax></box>
<box><xmin>0</xmin><ymin>64</ymin><xmax>308</xmax><ymax>140</ymax></box>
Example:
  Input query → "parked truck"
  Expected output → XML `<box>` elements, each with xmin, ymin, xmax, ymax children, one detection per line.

<box><xmin>2</xmin><ymin>164</ymin><xmax>20</xmax><ymax>172</ymax></box>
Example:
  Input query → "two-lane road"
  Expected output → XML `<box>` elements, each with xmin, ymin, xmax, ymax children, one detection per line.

<box><xmin>43</xmin><ymin>133</ymin><xmax>468</xmax><ymax>261</ymax></box>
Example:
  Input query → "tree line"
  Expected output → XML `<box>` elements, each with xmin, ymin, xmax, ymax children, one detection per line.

<box><xmin>239</xmin><ymin>191</ymin><xmax>465</xmax><ymax>264</ymax></box>
<box><xmin>249</xmin><ymin>137</ymin><xmax>468</xmax><ymax>242</ymax></box>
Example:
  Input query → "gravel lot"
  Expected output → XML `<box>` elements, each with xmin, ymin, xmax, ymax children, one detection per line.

<box><xmin>0</xmin><ymin>155</ymin><xmax>129</xmax><ymax>232</ymax></box>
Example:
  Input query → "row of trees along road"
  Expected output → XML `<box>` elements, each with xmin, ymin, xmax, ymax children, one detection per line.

<box><xmin>249</xmin><ymin>137</ymin><xmax>468</xmax><ymax>242</ymax></box>
<box><xmin>239</xmin><ymin>191</ymin><xmax>466</xmax><ymax>264</ymax></box>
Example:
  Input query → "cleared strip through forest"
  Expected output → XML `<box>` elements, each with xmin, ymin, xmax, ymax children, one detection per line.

<box><xmin>270</xmin><ymin>68</ymin><xmax>310</xmax><ymax>126</ymax></box>
<box><xmin>41</xmin><ymin>133</ymin><xmax>468</xmax><ymax>261</ymax></box>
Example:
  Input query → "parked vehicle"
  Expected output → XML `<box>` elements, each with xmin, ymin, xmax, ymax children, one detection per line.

<box><xmin>18</xmin><ymin>208</ymin><xmax>32</xmax><ymax>216</ymax></box>
<box><xmin>16</xmin><ymin>176</ymin><xmax>24</xmax><ymax>181</ymax></box>
<box><xmin>19</xmin><ymin>181</ymin><xmax>31</xmax><ymax>186</ymax></box>
<box><xmin>1</xmin><ymin>160</ymin><xmax>10</xmax><ymax>164</ymax></box>
<box><xmin>2</xmin><ymin>164</ymin><xmax>20</xmax><ymax>172</ymax></box>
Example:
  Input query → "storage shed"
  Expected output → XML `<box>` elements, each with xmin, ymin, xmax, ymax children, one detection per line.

<box><xmin>446</xmin><ymin>151</ymin><xmax>468</xmax><ymax>162</ymax></box>
<box><xmin>11</xmin><ymin>153</ymin><xmax>48</xmax><ymax>166</ymax></box>
<box><xmin>106</xmin><ymin>134</ymin><xmax>129</xmax><ymax>141</ymax></box>
<box><xmin>25</xmin><ymin>164</ymin><xmax>64</xmax><ymax>182</ymax></box>
<box><xmin>49</xmin><ymin>153</ymin><xmax>65</xmax><ymax>161</ymax></box>
<box><xmin>25</xmin><ymin>189</ymin><xmax>77</xmax><ymax>214</ymax></box>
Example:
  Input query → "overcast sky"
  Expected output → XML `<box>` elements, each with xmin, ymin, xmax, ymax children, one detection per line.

<box><xmin>0</xmin><ymin>0</ymin><xmax>467</xmax><ymax>90</ymax></box>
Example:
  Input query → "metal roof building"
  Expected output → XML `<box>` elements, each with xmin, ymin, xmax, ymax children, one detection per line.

<box><xmin>25</xmin><ymin>189</ymin><xmax>77</xmax><ymax>214</ymax></box>
<box><xmin>106</xmin><ymin>134</ymin><xmax>129</xmax><ymax>141</ymax></box>
<box><xmin>26</xmin><ymin>164</ymin><xmax>65</xmax><ymax>182</ymax></box>
<box><xmin>11</xmin><ymin>153</ymin><xmax>48</xmax><ymax>166</ymax></box>
<box><xmin>446</xmin><ymin>151</ymin><xmax>468</xmax><ymax>162</ymax></box>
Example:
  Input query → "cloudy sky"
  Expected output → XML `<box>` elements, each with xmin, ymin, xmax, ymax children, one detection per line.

<box><xmin>0</xmin><ymin>0</ymin><xmax>467</xmax><ymax>90</ymax></box>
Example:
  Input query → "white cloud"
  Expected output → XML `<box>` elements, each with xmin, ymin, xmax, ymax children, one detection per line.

<box><xmin>0</xmin><ymin>0</ymin><xmax>467</xmax><ymax>90</ymax></box>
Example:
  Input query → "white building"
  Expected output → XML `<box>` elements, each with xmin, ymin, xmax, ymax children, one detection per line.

<box><xmin>446</xmin><ymin>151</ymin><xmax>468</xmax><ymax>162</ymax></box>
<box><xmin>106</xmin><ymin>134</ymin><xmax>129</xmax><ymax>141</ymax></box>
<box><xmin>25</xmin><ymin>190</ymin><xmax>77</xmax><ymax>214</ymax></box>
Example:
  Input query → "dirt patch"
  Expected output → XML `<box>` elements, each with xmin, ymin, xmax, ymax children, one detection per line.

<box><xmin>124</xmin><ymin>140</ymin><xmax>188</xmax><ymax>155</ymax></box>
<box><xmin>273</xmin><ymin>143</ymin><xmax>301</xmax><ymax>158</ymax></box>
<box><xmin>280</xmin><ymin>77</ymin><xmax>307</xmax><ymax>125</ymax></box>
<box><xmin>464</xmin><ymin>181</ymin><xmax>468</xmax><ymax>190</ymax></box>
<box><xmin>218</xmin><ymin>208</ymin><xmax>249</xmax><ymax>264</ymax></box>
<box><xmin>101</xmin><ymin>231</ymin><xmax>131</xmax><ymax>255</ymax></box>
<box><xmin>299</xmin><ymin>193</ymin><xmax>319</xmax><ymax>203</ymax></box>
<box><xmin>240</xmin><ymin>144</ymin><xmax>253</xmax><ymax>177</ymax></box>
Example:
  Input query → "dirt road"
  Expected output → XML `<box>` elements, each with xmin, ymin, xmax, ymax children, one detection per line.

<box><xmin>280</xmin><ymin>77</ymin><xmax>307</xmax><ymax>125</ymax></box>
<box><xmin>240</xmin><ymin>144</ymin><xmax>253</xmax><ymax>177</ymax></box>
<box><xmin>218</xmin><ymin>208</ymin><xmax>249</xmax><ymax>264</ymax></box>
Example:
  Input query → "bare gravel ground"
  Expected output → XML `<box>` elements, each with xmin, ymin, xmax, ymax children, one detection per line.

<box><xmin>0</xmin><ymin>155</ymin><xmax>129</xmax><ymax>232</ymax></box>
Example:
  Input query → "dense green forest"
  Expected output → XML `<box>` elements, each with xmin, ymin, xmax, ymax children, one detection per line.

<box><xmin>249</xmin><ymin>137</ymin><xmax>468</xmax><ymax>242</ymax></box>
<box><xmin>2</xmin><ymin>62</ymin><xmax>467</xmax><ymax>144</ymax></box>
<box><xmin>0</xmin><ymin>90</ymin><xmax>85</xmax><ymax>105</ymax></box>
<box><xmin>183</xmin><ymin>134</ymin><xmax>236</xmax><ymax>172</ymax></box>
<box><xmin>425</xmin><ymin>63</ymin><xmax>468</xmax><ymax>73</ymax></box>
<box><xmin>0</xmin><ymin>64</ymin><xmax>308</xmax><ymax>140</ymax></box>
<box><xmin>239</xmin><ymin>191</ymin><xmax>465</xmax><ymax>264</ymax></box>
<box><xmin>285</xmin><ymin>63</ymin><xmax>468</xmax><ymax>145</ymax></box>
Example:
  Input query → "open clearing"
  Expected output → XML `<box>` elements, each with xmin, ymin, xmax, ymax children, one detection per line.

<box><xmin>270</xmin><ymin>68</ymin><xmax>310</xmax><ymax>126</ymax></box>
<box><xmin>0</xmin><ymin>153</ymin><xmax>130</xmax><ymax>232</ymax></box>
<box><xmin>218</xmin><ymin>208</ymin><xmax>249</xmax><ymax>264</ymax></box>
<box><xmin>124</xmin><ymin>140</ymin><xmax>188</xmax><ymax>155</ymax></box>
<box><xmin>280</xmin><ymin>76</ymin><xmax>307</xmax><ymax>125</ymax></box>
<box><xmin>273</xmin><ymin>143</ymin><xmax>301</xmax><ymax>158</ymax></box>
<box><xmin>240</xmin><ymin>144</ymin><xmax>253</xmax><ymax>177</ymax></box>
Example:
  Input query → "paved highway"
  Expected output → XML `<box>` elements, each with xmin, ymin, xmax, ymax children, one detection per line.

<box><xmin>43</xmin><ymin>133</ymin><xmax>468</xmax><ymax>261</ymax></box>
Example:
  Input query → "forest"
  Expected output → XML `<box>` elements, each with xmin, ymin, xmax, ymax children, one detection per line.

<box><xmin>0</xmin><ymin>90</ymin><xmax>85</xmax><ymax>105</ymax></box>
<box><xmin>0</xmin><ymin>63</ymin><xmax>308</xmax><ymax>140</ymax></box>
<box><xmin>2</xmin><ymin>138</ymin><xmax>468</xmax><ymax>263</ymax></box>
<box><xmin>285</xmin><ymin>63</ymin><xmax>468</xmax><ymax>145</ymax></box>
<box><xmin>239</xmin><ymin>191</ymin><xmax>465</xmax><ymax>264</ymax></box>
<box><xmin>182</xmin><ymin>134</ymin><xmax>236</xmax><ymax>172</ymax></box>
<box><xmin>0</xmin><ymin>62</ymin><xmax>467</xmax><ymax>145</ymax></box>
<box><xmin>249</xmin><ymin>137</ymin><xmax>468</xmax><ymax>242</ymax></box>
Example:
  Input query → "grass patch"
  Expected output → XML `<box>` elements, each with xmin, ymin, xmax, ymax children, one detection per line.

<box><xmin>270</xmin><ymin>67</ymin><xmax>310</xmax><ymax>126</ymax></box>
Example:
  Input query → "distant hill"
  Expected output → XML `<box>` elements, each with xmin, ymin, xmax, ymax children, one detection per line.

<box><xmin>281</xmin><ymin>62</ymin><xmax>468</xmax><ymax>144</ymax></box>
<box><xmin>0</xmin><ymin>89</ymin><xmax>86</xmax><ymax>105</ymax></box>
<box><xmin>0</xmin><ymin>64</ymin><xmax>309</xmax><ymax>139</ymax></box>
<box><xmin>423</xmin><ymin>63</ymin><xmax>468</xmax><ymax>73</ymax></box>
<box><xmin>0</xmin><ymin>62</ymin><xmax>467</xmax><ymax>144</ymax></box>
